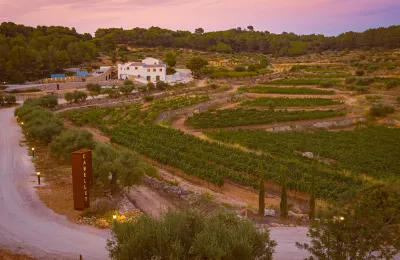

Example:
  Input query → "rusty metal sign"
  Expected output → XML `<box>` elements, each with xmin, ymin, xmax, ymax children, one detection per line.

<box><xmin>71</xmin><ymin>149</ymin><xmax>93</xmax><ymax>211</ymax></box>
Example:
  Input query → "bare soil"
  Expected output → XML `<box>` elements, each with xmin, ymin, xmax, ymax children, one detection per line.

<box><xmin>0</xmin><ymin>249</ymin><xmax>37</xmax><ymax>260</ymax></box>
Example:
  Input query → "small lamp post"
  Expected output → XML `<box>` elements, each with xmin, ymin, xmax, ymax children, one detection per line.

<box><xmin>31</xmin><ymin>148</ymin><xmax>35</xmax><ymax>158</ymax></box>
<box><xmin>21</xmin><ymin>122</ymin><xmax>24</xmax><ymax>126</ymax></box>
<box><xmin>37</xmin><ymin>172</ymin><xmax>41</xmax><ymax>185</ymax></box>
<box><xmin>113</xmin><ymin>214</ymin><xmax>117</xmax><ymax>223</ymax></box>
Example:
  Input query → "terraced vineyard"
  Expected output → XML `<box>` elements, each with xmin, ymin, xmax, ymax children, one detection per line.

<box><xmin>263</xmin><ymin>79</ymin><xmax>341</xmax><ymax>85</ymax></box>
<box><xmin>238</xmin><ymin>86</ymin><xmax>335</xmax><ymax>95</ymax></box>
<box><xmin>205</xmin><ymin>126</ymin><xmax>400</xmax><ymax>181</ymax></box>
<box><xmin>240</xmin><ymin>97</ymin><xmax>342</xmax><ymax>107</ymax></box>
<box><xmin>186</xmin><ymin>108</ymin><xmax>346</xmax><ymax>128</ymax></box>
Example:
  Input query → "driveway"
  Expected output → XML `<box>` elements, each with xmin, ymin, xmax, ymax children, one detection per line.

<box><xmin>0</xmin><ymin>107</ymin><xmax>110</xmax><ymax>260</ymax></box>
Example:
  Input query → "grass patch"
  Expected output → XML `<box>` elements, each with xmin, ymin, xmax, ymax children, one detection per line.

<box><xmin>186</xmin><ymin>108</ymin><xmax>346</xmax><ymax>128</ymax></box>
<box><xmin>240</xmin><ymin>97</ymin><xmax>342</xmax><ymax>107</ymax></box>
<box><xmin>263</xmin><ymin>79</ymin><xmax>340</xmax><ymax>85</ymax></box>
<box><xmin>239</xmin><ymin>86</ymin><xmax>335</xmax><ymax>95</ymax></box>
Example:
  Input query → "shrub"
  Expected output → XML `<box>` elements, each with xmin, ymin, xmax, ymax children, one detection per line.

<box><xmin>355</xmin><ymin>70</ymin><xmax>365</xmax><ymax>76</ymax></box>
<box><xmin>7</xmin><ymin>88</ymin><xmax>41</xmax><ymax>93</ymax></box>
<box><xmin>319</xmin><ymin>80</ymin><xmax>334</xmax><ymax>88</ymax></box>
<box><xmin>64</xmin><ymin>92</ymin><xmax>74</xmax><ymax>103</ymax></box>
<box><xmin>0</xmin><ymin>94</ymin><xmax>16</xmax><ymax>106</ymax></box>
<box><xmin>355</xmin><ymin>86</ymin><xmax>369</xmax><ymax>94</ymax></box>
<box><xmin>123</xmin><ymin>79</ymin><xmax>133</xmax><ymax>86</ymax></box>
<box><xmin>49</xmin><ymin>130</ymin><xmax>96</xmax><ymax>161</ymax></box>
<box><xmin>345</xmin><ymin>77</ymin><xmax>356</xmax><ymax>84</ymax></box>
<box><xmin>82</xmin><ymin>198</ymin><xmax>119</xmax><ymax>218</ymax></box>
<box><xmin>24</xmin><ymin>109</ymin><xmax>64</xmax><ymax>144</ymax></box>
<box><xmin>386</xmin><ymin>80</ymin><xmax>398</xmax><ymax>89</ymax></box>
<box><xmin>64</xmin><ymin>91</ymin><xmax>88</xmax><ymax>103</ymax></box>
<box><xmin>166</xmin><ymin>67</ymin><xmax>177</xmax><ymax>75</ymax></box>
<box><xmin>86</xmin><ymin>83</ymin><xmax>101</xmax><ymax>93</ymax></box>
<box><xmin>369</xmin><ymin>103</ymin><xmax>395</xmax><ymax>117</ymax></box>
<box><xmin>119</xmin><ymin>85</ymin><xmax>134</xmax><ymax>96</ymax></box>
<box><xmin>144</xmin><ymin>95</ymin><xmax>154</xmax><ymax>102</ymax></box>
<box><xmin>247</xmin><ymin>64</ymin><xmax>256</xmax><ymax>72</ymax></box>
<box><xmin>146</xmin><ymin>82</ymin><xmax>156</xmax><ymax>90</ymax></box>
<box><xmin>355</xmin><ymin>78</ymin><xmax>374</xmax><ymax>86</ymax></box>
<box><xmin>234</xmin><ymin>66</ymin><xmax>246</xmax><ymax>72</ymax></box>
<box><xmin>156</xmin><ymin>81</ymin><xmax>169</xmax><ymax>90</ymax></box>
<box><xmin>107</xmin><ymin>211</ymin><xmax>276</xmax><ymax>260</ymax></box>
<box><xmin>365</xmin><ymin>95</ymin><xmax>383</xmax><ymax>102</ymax></box>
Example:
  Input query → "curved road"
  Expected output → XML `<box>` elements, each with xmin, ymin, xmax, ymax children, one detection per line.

<box><xmin>0</xmin><ymin>107</ymin><xmax>110</xmax><ymax>260</ymax></box>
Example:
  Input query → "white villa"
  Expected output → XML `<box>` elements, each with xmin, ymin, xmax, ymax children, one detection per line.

<box><xmin>118</xmin><ymin>57</ymin><xmax>167</xmax><ymax>83</ymax></box>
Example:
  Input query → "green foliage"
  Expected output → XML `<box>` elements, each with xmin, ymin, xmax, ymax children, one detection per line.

<box><xmin>86</xmin><ymin>83</ymin><xmax>101</xmax><ymax>93</ymax></box>
<box><xmin>211</xmin><ymin>71</ymin><xmax>258</xmax><ymax>78</ymax></box>
<box><xmin>386</xmin><ymin>80</ymin><xmax>398</xmax><ymax>89</ymax></box>
<box><xmin>164</xmin><ymin>51</ymin><xmax>177</xmax><ymax>67</ymax></box>
<box><xmin>118</xmin><ymin>85</ymin><xmax>134</xmax><ymax>96</ymax></box>
<box><xmin>0</xmin><ymin>94</ymin><xmax>16</xmax><ymax>106</ymax></box>
<box><xmin>49</xmin><ymin>130</ymin><xmax>96</xmax><ymax>161</ymax></box>
<box><xmin>186</xmin><ymin>108</ymin><xmax>346</xmax><ymax>129</ymax></box>
<box><xmin>186</xmin><ymin>57</ymin><xmax>208</xmax><ymax>73</ymax></box>
<box><xmin>355</xmin><ymin>70</ymin><xmax>365</xmax><ymax>76</ymax></box>
<box><xmin>365</xmin><ymin>95</ymin><xmax>383</xmax><ymax>102</ymax></box>
<box><xmin>64</xmin><ymin>91</ymin><xmax>87</xmax><ymax>103</ymax></box>
<box><xmin>345</xmin><ymin>77</ymin><xmax>356</xmax><ymax>84</ymax></box>
<box><xmin>287</xmin><ymin>41</ymin><xmax>308</xmax><ymax>56</ymax></box>
<box><xmin>155</xmin><ymin>81</ymin><xmax>169</xmax><ymax>90</ymax></box>
<box><xmin>166</xmin><ymin>67</ymin><xmax>177</xmax><ymax>75</ymax></box>
<box><xmin>259</xmin><ymin>169</ymin><xmax>265</xmax><ymax>216</ymax></box>
<box><xmin>309</xmin><ymin>168</ymin><xmax>316</xmax><ymax>220</ymax></box>
<box><xmin>280</xmin><ymin>168</ymin><xmax>288</xmax><ymax>218</ymax></box>
<box><xmin>212</xmin><ymin>42</ymin><xmax>233</xmax><ymax>53</ymax></box>
<box><xmin>101</xmin><ymin>88</ymin><xmax>121</xmax><ymax>98</ymax></box>
<box><xmin>123</xmin><ymin>79</ymin><xmax>133</xmax><ymax>86</ymax></box>
<box><xmin>355</xmin><ymin>77</ymin><xmax>374</xmax><ymax>86</ymax></box>
<box><xmin>22</xmin><ymin>95</ymin><xmax>58</xmax><ymax>108</ymax></box>
<box><xmin>319</xmin><ymin>80</ymin><xmax>335</xmax><ymax>88</ymax></box>
<box><xmin>239</xmin><ymin>86</ymin><xmax>335</xmax><ymax>95</ymax></box>
<box><xmin>0</xmin><ymin>22</ymin><xmax>99</xmax><ymax>83</ymax></box>
<box><xmin>355</xmin><ymin>85</ymin><xmax>369</xmax><ymax>94</ymax></box>
<box><xmin>143</xmin><ymin>95</ymin><xmax>154</xmax><ymax>102</ymax></box>
<box><xmin>107</xmin><ymin>210</ymin><xmax>276</xmax><ymax>260</ymax></box>
<box><xmin>369</xmin><ymin>103</ymin><xmax>395</xmax><ymax>117</ymax></box>
<box><xmin>234</xmin><ymin>66</ymin><xmax>246</xmax><ymax>72</ymax></box>
<box><xmin>264</xmin><ymin>79</ymin><xmax>340</xmax><ymax>85</ymax></box>
<box><xmin>205</xmin><ymin>126</ymin><xmax>400</xmax><ymax>180</ymax></box>
<box><xmin>297</xmin><ymin>185</ymin><xmax>400</xmax><ymax>260</ymax></box>
<box><xmin>241</xmin><ymin>97</ymin><xmax>342</xmax><ymax>107</ymax></box>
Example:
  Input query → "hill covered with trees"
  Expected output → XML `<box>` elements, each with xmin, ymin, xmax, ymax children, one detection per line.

<box><xmin>95</xmin><ymin>25</ymin><xmax>400</xmax><ymax>56</ymax></box>
<box><xmin>0</xmin><ymin>22</ymin><xmax>99</xmax><ymax>83</ymax></box>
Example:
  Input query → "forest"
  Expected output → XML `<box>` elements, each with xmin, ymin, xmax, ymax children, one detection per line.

<box><xmin>1</xmin><ymin>22</ymin><xmax>400</xmax><ymax>83</ymax></box>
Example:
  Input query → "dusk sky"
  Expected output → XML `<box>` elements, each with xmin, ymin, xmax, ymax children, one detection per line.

<box><xmin>0</xmin><ymin>0</ymin><xmax>399</xmax><ymax>36</ymax></box>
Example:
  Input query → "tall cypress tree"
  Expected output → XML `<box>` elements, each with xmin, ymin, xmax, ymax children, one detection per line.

<box><xmin>309</xmin><ymin>166</ymin><xmax>316</xmax><ymax>220</ymax></box>
<box><xmin>280</xmin><ymin>166</ymin><xmax>288</xmax><ymax>218</ymax></box>
<box><xmin>259</xmin><ymin>172</ymin><xmax>265</xmax><ymax>216</ymax></box>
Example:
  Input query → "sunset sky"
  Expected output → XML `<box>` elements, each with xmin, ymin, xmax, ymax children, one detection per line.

<box><xmin>0</xmin><ymin>0</ymin><xmax>399</xmax><ymax>35</ymax></box>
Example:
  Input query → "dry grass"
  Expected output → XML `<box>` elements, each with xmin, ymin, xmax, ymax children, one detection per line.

<box><xmin>0</xmin><ymin>249</ymin><xmax>37</xmax><ymax>260</ymax></box>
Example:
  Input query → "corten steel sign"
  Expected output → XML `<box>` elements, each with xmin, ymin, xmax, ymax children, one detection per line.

<box><xmin>71</xmin><ymin>150</ymin><xmax>93</xmax><ymax>211</ymax></box>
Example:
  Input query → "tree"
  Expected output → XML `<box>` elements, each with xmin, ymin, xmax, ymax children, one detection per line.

<box><xmin>49</xmin><ymin>130</ymin><xmax>96</xmax><ymax>161</ymax></box>
<box><xmin>186</xmin><ymin>57</ymin><xmax>208</xmax><ymax>76</ymax></box>
<box><xmin>3</xmin><ymin>94</ymin><xmax>16</xmax><ymax>105</ymax></box>
<box><xmin>107</xmin><ymin>211</ymin><xmax>277</xmax><ymax>260</ymax></box>
<box><xmin>64</xmin><ymin>92</ymin><xmax>74</xmax><ymax>103</ymax></box>
<box><xmin>64</xmin><ymin>91</ymin><xmax>87</xmax><ymax>103</ymax></box>
<box><xmin>247</xmin><ymin>25</ymin><xmax>254</xmax><ymax>31</ymax></box>
<box><xmin>119</xmin><ymin>85</ymin><xmax>134</xmax><ymax>96</ymax></box>
<box><xmin>24</xmin><ymin>110</ymin><xmax>64</xmax><ymax>144</ymax></box>
<box><xmin>164</xmin><ymin>51</ymin><xmax>177</xmax><ymax>67</ymax></box>
<box><xmin>259</xmin><ymin>165</ymin><xmax>265</xmax><ymax>216</ymax></box>
<box><xmin>296</xmin><ymin>185</ymin><xmax>400</xmax><ymax>260</ymax></box>
<box><xmin>195</xmin><ymin>28</ymin><xmax>204</xmax><ymax>34</ymax></box>
<box><xmin>86</xmin><ymin>83</ymin><xmax>101</xmax><ymax>93</ymax></box>
<box><xmin>234</xmin><ymin>66</ymin><xmax>246</xmax><ymax>72</ymax></box>
<box><xmin>280</xmin><ymin>166</ymin><xmax>288</xmax><ymax>218</ymax></box>
<box><xmin>266</xmin><ymin>100</ymin><xmax>275</xmax><ymax>111</ymax></box>
<box><xmin>214</xmin><ymin>42</ymin><xmax>233</xmax><ymax>53</ymax></box>
<box><xmin>156</xmin><ymin>81</ymin><xmax>169</xmax><ymax>90</ymax></box>
<box><xmin>166</xmin><ymin>67</ymin><xmax>176</xmax><ymax>75</ymax></box>
<box><xmin>309</xmin><ymin>167</ymin><xmax>316</xmax><ymax>221</ymax></box>
<box><xmin>123</xmin><ymin>79</ymin><xmax>133</xmax><ymax>86</ymax></box>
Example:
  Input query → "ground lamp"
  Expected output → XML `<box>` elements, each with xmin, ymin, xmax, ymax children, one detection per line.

<box><xmin>31</xmin><ymin>148</ymin><xmax>35</xmax><ymax>158</ymax></box>
<box><xmin>37</xmin><ymin>172</ymin><xmax>41</xmax><ymax>185</ymax></box>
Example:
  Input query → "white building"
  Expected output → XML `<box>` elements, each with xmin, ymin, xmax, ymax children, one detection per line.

<box><xmin>118</xmin><ymin>57</ymin><xmax>167</xmax><ymax>84</ymax></box>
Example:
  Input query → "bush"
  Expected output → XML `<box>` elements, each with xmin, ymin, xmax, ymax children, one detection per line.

<box><xmin>156</xmin><ymin>81</ymin><xmax>169</xmax><ymax>90</ymax></box>
<box><xmin>143</xmin><ymin>95</ymin><xmax>154</xmax><ymax>102</ymax></box>
<box><xmin>101</xmin><ymin>89</ymin><xmax>121</xmax><ymax>98</ymax></box>
<box><xmin>355</xmin><ymin>70</ymin><xmax>365</xmax><ymax>76</ymax></box>
<box><xmin>355</xmin><ymin>85</ymin><xmax>369</xmax><ymax>94</ymax></box>
<box><xmin>365</xmin><ymin>95</ymin><xmax>383</xmax><ymax>102</ymax></box>
<box><xmin>146</xmin><ymin>82</ymin><xmax>156</xmax><ymax>90</ymax></box>
<box><xmin>234</xmin><ymin>66</ymin><xmax>246</xmax><ymax>72</ymax></box>
<box><xmin>86</xmin><ymin>83</ymin><xmax>101</xmax><ymax>93</ymax></box>
<box><xmin>49</xmin><ymin>130</ymin><xmax>96</xmax><ymax>161</ymax></box>
<box><xmin>107</xmin><ymin>211</ymin><xmax>276</xmax><ymax>260</ymax></box>
<box><xmin>386</xmin><ymin>80</ymin><xmax>398</xmax><ymax>89</ymax></box>
<box><xmin>119</xmin><ymin>85</ymin><xmax>134</xmax><ymax>96</ymax></box>
<box><xmin>7</xmin><ymin>88</ymin><xmax>41</xmax><ymax>93</ymax></box>
<box><xmin>123</xmin><ymin>79</ymin><xmax>133</xmax><ymax>86</ymax></box>
<box><xmin>64</xmin><ymin>91</ymin><xmax>88</xmax><ymax>103</ymax></box>
<box><xmin>319</xmin><ymin>80</ymin><xmax>334</xmax><ymax>88</ymax></box>
<box><xmin>355</xmin><ymin>78</ymin><xmax>374</xmax><ymax>86</ymax></box>
<box><xmin>24</xmin><ymin>109</ymin><xmax>64</xmax><ymax>143</ymax></box>
<box><xmin>166</xmin><ymin>67</ymin><xmax>177</xmax><ymax>75</ymax></box>
<box><xmin>369</xmin><ymin>103</ymin><xmax>395</xmax><ymax>117</ymax></box>
<box><xmin>0</xmin><ymin>94</ymin><xmax>16</xmax><ymax>106</ymax></box>
<box><xmin>247</xmin><ymin>64</ymin><xmax>256</xmax><ymax>72</ymax></box>
<box><xmin>345</xmin><ymin>77</ymin><xmax>356</xmax><ymax>84</ymax></box>
<box><xmin>82</xmin><ymin>198</ymin><xmax>119</xmax><ymax>218</ymax></box>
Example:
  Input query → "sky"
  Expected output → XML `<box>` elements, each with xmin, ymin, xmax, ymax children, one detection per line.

<box><xmin>0</xmin><ymin>0</ymin><xmax>399</xmax><ymax>36</ymax></box>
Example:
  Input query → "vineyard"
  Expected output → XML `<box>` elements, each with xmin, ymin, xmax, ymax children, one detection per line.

<box><xmin>205</xmin><ymin>126</ymin><xmax>400</xmax><ymax>181</ymax></box>
<box><xmin>238</xmin><ymin>86</ymin><xmax>335</xmax><ymax>95</ymax></box>
<box><xmin>263</xmin><ymin>79</ymin><xmax>341</xmax><ymax>85</ymax></box>
<box><xmin>60</xmin><ymin>95</ymin><xmax>210</xmax><ymax>126</ymax></box>
<box><xmin>240</xmin><ymin>97</ymin><xmax>342</xmax><ymax>107</ymax></box>
<box><xmin>186</xmin><ymin>108</ymin><xmax>346</xmax><ymax>128</ymax></box>
<box><xmin>107</xmin><ymin>125</ymin><xmax>362</xmax><ymax>199</ymax></box>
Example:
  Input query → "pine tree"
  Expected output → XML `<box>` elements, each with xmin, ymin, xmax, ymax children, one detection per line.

<box><xmin>309</xmin><ymin>167</ymin><xmax>316</xmax><ymax>221</ymax></box>
<box><xmin>280</xmin><ymin>166</ymin><xmax>288</xmax><ymax>218</ymax></box>
<box><xmin>259</xmin><ymin>172</ymin><xmax>265</xmax><ymax>216</ymax></box>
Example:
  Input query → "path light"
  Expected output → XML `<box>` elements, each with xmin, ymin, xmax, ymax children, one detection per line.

<box><xmin>37</xmin><ymin>172</ymin><xmax>41</xmax><ymax>185</ymax></box>
<box><xmin>21</xmin><ymin>122</ymin><xmax>24</xmax><ymax>125</ymax></box>
<box><xmin>113</xmin><ymin>214</ymin><xmax>117</xmax><ymax>220</ymax></box>
<box><xmin>31</xmin><ymin>148</ymin><xmax>35</xmax><ymax>158</ymax></box>
<box><xmin>340</xmin><ymin>216</ymin><xmax>344</xmax><ymax>221</ymax></box>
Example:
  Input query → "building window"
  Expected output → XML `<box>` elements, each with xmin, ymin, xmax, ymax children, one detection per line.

<box><xmin>156</xmin><ymin>76</ymin><xmax>160</xmax><ymax>81</ymax></box>
<box><xmin>147</xmin><ymin>69</ymin><xmax>150</xmax><ymax>72</ymax></box>
<box><xmin>154</xmin><ymin>62</ymin><xmax>156</xmax><ymax>65</ymax></box>
<box><xmin>159</xmin><ymin>68</ymin><xmax>163</xmax><ymax>72</ymax></box>
<box><xmin>146</xmin><ymin>76</ymin><xmax>151</xmax><ymax>81</ymax></box>
<box><xmin>127</xmin><ymin>67</ymin><xmax>130</xmax><ymax>70</ymax></box>
<box><xmin>153</xmin><ymin>68</ymin><xmax>156</xmax><ymax>72</ymax></box>
<box><xmin>135</xmin><ymin>67</ymin><xmax>138</xmax><ymax>70</ymax></box>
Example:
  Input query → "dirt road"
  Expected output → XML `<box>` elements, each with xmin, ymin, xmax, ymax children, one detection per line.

<box><xmin>0</xmin><ymin>107</ymin><xmax>109</xmax><ymax>260</ymax></box>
